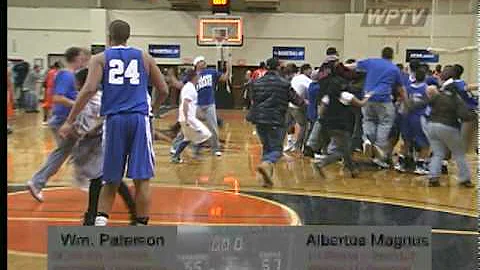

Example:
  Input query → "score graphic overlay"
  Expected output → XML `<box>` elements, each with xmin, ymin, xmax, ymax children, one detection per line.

<box><xmin>48</xmin><ymin>227</ymin><xmax>177</xmax><ymax>270</ymax></box>
<box><xmin>48</xmin><ymin>226</ymin><xmax>431</xmax><ymax>269</ymax></box>
<box><xmin>176</xmin><ymin>226</ymin><xmax>297</xmax><ymax>269</ymax></box>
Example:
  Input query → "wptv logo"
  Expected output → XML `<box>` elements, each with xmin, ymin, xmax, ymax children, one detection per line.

<box><xmin>361</xmin><ymin>7</ymin><xmax>429</xmax><ymax>27</ymax></box>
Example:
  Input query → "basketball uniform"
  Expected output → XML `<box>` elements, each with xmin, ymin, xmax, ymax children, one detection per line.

<box><xmin>101</xmin><ymin>46</ymin><xmax>154</xmax><ymax>183</ymax></box>
<box><xmin>401</xmin><ymin>82</ymin><xmax>429</xmax><ymax>149</ymax></box>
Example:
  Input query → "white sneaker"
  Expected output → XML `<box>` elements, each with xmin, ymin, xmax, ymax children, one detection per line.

<box><xmin>362</xmin><ymin>139</ymin><xmax>373</xmax><ymax>158</ymax></box>
<box><xmin>372</xmin><ymin>158</ymin><xmax>389</xmax><ymax>169</ymax></box>
<box><xmin>42</xmin><ymin>121</ymin><xmax>48</xmax><ymax>126</ymax></box>
<box><xmin>95</xmin><ymin>216</ymin><xmax>108</xmax><ymax>226</ymax></box>
<box><xmin>27</xmin><ymin>181</ymin><xmax>44</xmax><ymax>202</ymax></box>
<box><xmin>170</xmin><ymin>147</ymin><xmax>176</xmax><ymax>155</ymax></box>
<box><xmin>214</xmin><ymin>151</ymin><xmax>222</xmax><ymax>157</ymax></box>
<box><xmin>314</xmin><ymin>154</ymin><xmax>326</xmax><ymax>160</ymax></box>
<box><xmin>373</xmin><ymin>144</ymin><xmax>386</xmax><ymax>161</ymax></box>
<box><xmin>284</xmin><ymin>140</ymin><xmax>295</xmax><ymax>152</ymax></box>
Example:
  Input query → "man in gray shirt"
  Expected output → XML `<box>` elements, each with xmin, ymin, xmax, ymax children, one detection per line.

<box><xmin>23</xmin><ymin>64</ymin><xmax>41</xmax><ymax>113</ymax></box>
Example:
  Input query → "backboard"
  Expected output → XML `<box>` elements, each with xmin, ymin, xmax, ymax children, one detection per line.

<box><xmin>197</xmin><ymin>15</ymin><xmax>243</xmax><ymax>47</ymax></box>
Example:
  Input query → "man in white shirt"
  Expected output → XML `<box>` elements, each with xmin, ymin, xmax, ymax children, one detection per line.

<box><xmin>171</xmin><ymin>69</ymin><xmax>212</xmax><ymax>163</ymax></box>
<box><xmin>285</xmin><ymin>64</ymin><xmax>312</xmax><ymax>152</ymax></box>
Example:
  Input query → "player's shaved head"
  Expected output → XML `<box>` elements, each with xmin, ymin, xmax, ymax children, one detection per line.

<box><xmin>109</xmin><ymin>20</ymin><xmax>130</xmax><ymax>45</ymax></box>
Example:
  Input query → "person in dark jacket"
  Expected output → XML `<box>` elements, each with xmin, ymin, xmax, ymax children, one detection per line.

<box><xmin>247</xmin><ymin>58</ymin><xmax>305</xmax><ymax>188</ymax></box>
<box><xmin>421</xmin><ymin>69</ymin><xmax>475</xmax><ymax>187</ymax></box>
<box><xmin>313</xmin><ymin>63</ymin><xmax>372</xmax><ymax>178</ymax></box>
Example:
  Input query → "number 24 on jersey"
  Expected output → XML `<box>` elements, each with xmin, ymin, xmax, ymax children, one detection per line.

<box><xmin>108</xmin><ymin>59</ymin><xmax>140</xmax><ymax>85</ymax></box>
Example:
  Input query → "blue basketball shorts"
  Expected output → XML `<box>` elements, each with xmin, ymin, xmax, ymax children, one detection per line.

<box><xmin>102</xmin><ymin>113</ymin><xmax>155</xmax><ymax>183</ymax></box>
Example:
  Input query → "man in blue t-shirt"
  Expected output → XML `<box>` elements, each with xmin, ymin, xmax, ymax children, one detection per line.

<box><xmin>192</xmin><ymin>56</ymin><xmax>229</xmax><ymax>156</ymax></box>
<box><xmin>346</xmin><ymin>47</ymin><xmax>406</xmax><ymax>165</ymax></box>
<box><xmin>27</xmin><ymin>47</ymin><xmax>88</xmax><ymax>202</ymax></box>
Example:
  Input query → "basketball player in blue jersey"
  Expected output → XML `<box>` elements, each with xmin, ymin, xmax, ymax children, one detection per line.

<box><xmin>192</xmin><ymin>56</ymin><xmax>229</xmax><ymax>157</ymax></box>
<box><xmin>396</xmin><ymin>67</ymin><xmax>431</xmax><ymax>174</ymax></box>
<box><xmin>59</xmin><ymin>20</ymin><xmax>168</xmax><ymax>226</ymax></box>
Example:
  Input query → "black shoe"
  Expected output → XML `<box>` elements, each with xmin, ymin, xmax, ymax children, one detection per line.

<box><xmin>428</xmin><ymin>179</ymin><xmax>440</xmax><ymax>187</ymax></box>
<box><xmin>129</xmin><ymin>214</ymin><xmax>138</xmax><ymax>225</ymax></box>
<box><xmin>313</xmin><ymin>162</ymin><xmax>327</xmax><ymax>179</ymax></box>
<box><xmin>82</xmin><ymin>212</ymin><xmax>95</xmax><ymax>226</ymax></box>
<box><xmin>441</xmin><ymin>162</ymin><xmax>448</xmax><ymax>174</ymax></box>
<box><xmin>344</xmin><ymin>167</ymin><xmax>360</xmax><ymax>178</ymax></box>
<box><xmin>441</xmin><ymin>166</ymin><xmax>448</xmax><ymax>174</ymax></box>
<box><xmin>459</xmin><ymin>181</ymin><xmax>474</xmax><ymax>188</ymax></box>
<box><xmin>303</xmin><ymin>146</ymin><xmax>314</xmax><ymax>158</ymax></box>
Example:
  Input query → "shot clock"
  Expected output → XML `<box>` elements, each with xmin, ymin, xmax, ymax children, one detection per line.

<box><xmin>210</xmin><ymin>0</ymin><xmax>230</xmax><ymax>14</ymax></box>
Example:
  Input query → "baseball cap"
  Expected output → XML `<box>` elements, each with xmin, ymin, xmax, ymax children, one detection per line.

<box><xmin>193</xmin><ymin>56</ymin><xmax>205</xmax><ymax>66</ymax></box>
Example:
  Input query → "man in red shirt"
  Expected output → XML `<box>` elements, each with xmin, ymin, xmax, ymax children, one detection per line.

<box><xmin>251</xmin><ymin>61</ymin><xmax>267</xmax><ymax>81</ymax></box>
<box><xmin>42</xmin><ymin>62</ymin><xmax>62</xmax><ymax>125</ymax></box>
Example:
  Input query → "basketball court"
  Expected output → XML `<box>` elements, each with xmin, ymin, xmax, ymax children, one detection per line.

<box><xmin>7</xmin><ymin>0</ymin><xmax>478</xmax><ymax>269</ymax></box>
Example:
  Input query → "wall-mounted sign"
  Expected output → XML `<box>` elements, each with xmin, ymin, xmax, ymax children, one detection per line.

<box><xmin>406</xmin><ymin>49</ymin><xmax>439</xmax><ymax>63</ymax></box>
<box><xmin>148</xmin><ymin>44</ymin><xmax>181</xmax><ymax>59</ymax></box>
<box><xmin>273</xmin><ymin>46</ymin><xmax>305</xmax><ymax>61</ymax></box>
<box><xmin>91</xmin><ymin>44</ymin><xmax>106</xmax><ymax>55</ymax></box>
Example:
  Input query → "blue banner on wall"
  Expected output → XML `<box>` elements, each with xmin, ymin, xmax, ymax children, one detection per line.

<box><xmin>273</xmin><ymin>46</ymin><xmax>305</xmax><ymax>61</ymax></box>
<box><xmin>406</xmin><ymin>49</ymin><xmax>439</xmax><ymax>63</ymax></box>
<box><xmin>148</xmin><ymin>44</ymin><xmax>181</xmax><ymax>58</ymax></box>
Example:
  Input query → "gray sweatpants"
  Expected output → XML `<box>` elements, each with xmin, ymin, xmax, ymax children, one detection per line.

<box><xmin>427</xmin><ymin>122</ymin><xmax>471</xmax><ymax>182</ymax></box>
<box><xmin>196</xmin><ymin>104</ymin><xmax>220</xmax><ymax>152</ymax></box>
<box><xmin>461</xmin><ymin>112</ymin><xmax>478</xmax><ymax>154</ymax></box>
<box><xmin>362</xmin><ymin>102</ymin><xmax>396</xmax><ymax>156</ymax></box>
<box><xmin>30</xmin><ymin>125</ymin><xmax>78</xmax><ymax>190</ymax></box>
<box><xmin>288</xmin><ymin>107</ymin><xmax>308</xmax><ymax>150</ymax></box>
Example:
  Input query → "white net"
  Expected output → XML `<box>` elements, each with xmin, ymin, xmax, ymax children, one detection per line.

<box><xmin>213</xmin><ymin>27</ymin><xmax>232</xmax><ymax>85</ymax></box>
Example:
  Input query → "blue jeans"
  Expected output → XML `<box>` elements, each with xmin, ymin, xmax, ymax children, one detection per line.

<box><xmin>362</xmin><ymin>101</ymin><xmax>396</xmax><ymax>155</ymax></box>
<box><xmin>30</xmin><ymin>123</ymin><xmax>78</xmax><ymax>190</ymax></box>
<box><xmin>427</xmin><ymin>122</ymin><xmax>471</xmax><ymax>182</ymax></box>
<box><xmin>256</xmin><ymin>124</ymin><xmax>284</xmax><ymax>164</ymax></box>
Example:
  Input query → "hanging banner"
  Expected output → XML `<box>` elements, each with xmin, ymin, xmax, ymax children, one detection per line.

<box><xmin>90</xmin><ymin>44</ymin><xmax>106</xmax><ymax>55</ymax></box>
<box><xmin>149</xmin><ymin>44</ymin><xmax>181</xmax><ymax>58</ymax></box>
<box><xmin>406</xmin><ymin>49</ymin><xmax>439</xmax><ymax>63</ymax></box>
<box><xmin>273</xmin><ymin>46</ymin><xmax>305</xmax><ymax>61</ymax></box>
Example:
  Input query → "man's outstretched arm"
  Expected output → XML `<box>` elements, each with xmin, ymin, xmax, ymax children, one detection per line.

<box><xmin>146</xmin><ymin>54</ymin><xmax>169</xmax><ymax>114</ymax></box>
<box><xmin>58</xmin><ymin>54</ymin><xmax>103</xmax><ymax>138</ymax></box>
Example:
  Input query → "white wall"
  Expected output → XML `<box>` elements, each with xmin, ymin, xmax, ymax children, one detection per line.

<box><xmin>344</xmin><ymin>14</ymin><xmax>477</xmax><ymax>82</ymax></box>
<box><xmin>109</xmin><ymin>10</ymin><xmax>344</xmax><ymax>66</ymax></box>
<box><xmin>8</xmin><ymin>7</ymin><xmax>107</xmax><ymax>65</ymax></box>
<box><xmin>7</xmin><ymin>7</ymin><xmax>477</xmax><ymax>82</ymax></box>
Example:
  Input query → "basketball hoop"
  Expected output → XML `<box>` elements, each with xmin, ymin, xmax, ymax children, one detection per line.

<box><xmin>213</xmin><ymin>27</ymin><xmax>228</xmax><ymax>47</ymax></box>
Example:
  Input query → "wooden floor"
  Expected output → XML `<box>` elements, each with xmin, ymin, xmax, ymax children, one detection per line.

<box><xmin>7</xmin><ymin>110</ymin><xmax>477</xmax><ymax>215</ymax></box>
<box><xmin>7</xmin><ymin>109</ymin><xmax>478</xmax><ymax>269</ymax></box>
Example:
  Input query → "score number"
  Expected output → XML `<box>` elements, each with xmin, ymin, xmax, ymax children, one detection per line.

<box><xmin>210</xmin><ymin>236</ymin><xmax>243</xmax><ymax>252</ymax></box>
<box><xmin>211</xmin><ymin>0</ymin><xmax>228</xmax><ymax>5</ymax></box>
<box><xmin>262</xmin><ymin>258</ymin><xmax>282</xmax><ymax>270</ymax></box>
<box><xmin>183</xmin><ymin>260</ymin><xmax>205</xmax><ymax>270</ymax></box>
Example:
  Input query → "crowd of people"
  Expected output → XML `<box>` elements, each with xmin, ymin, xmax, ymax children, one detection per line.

<box><xmin>243</xmin><ymin>46</ymin><xmax>478</xmax><ymax>188</ymax></box>
<box><xmin>15</xmin><ymin>19</ymin><xmax>477</xmax><ymax>227</ymax></box>
<box><xmin>7</xmin><ymin>59</ymin><xmax>71</xmax><ymax>133</ymax></box>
